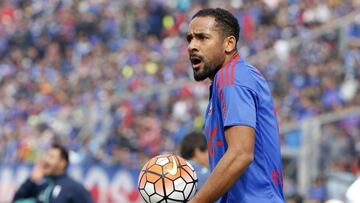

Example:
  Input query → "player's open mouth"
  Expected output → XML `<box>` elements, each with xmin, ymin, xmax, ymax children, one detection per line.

<box><xmin>190</xmin><ymin>56</ymin><xmax>203</xmax><ymax>70</ymax></box>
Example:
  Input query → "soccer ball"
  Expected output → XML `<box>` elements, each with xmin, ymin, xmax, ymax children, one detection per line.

<box><xmin>138</xmin><ymin>154</ymin><xmax>198</xmax><ymax>203</ymax></box>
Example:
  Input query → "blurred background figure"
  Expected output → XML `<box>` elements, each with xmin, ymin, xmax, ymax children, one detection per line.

<box><xmin>345</xmin><ymin>155</ymin><xmax>360</xmax><ymax>203</ymax></box>
<box><xmin>325</xmin><ymin>160</ymin><xmax>356</xmax><ymax>201</ymax></box>
<box><xmin>308</xmin><ymin>176</ymin><xmax>326</xmax><ymax>203</ymax></box>
<box><xmin>286</xmin><ymin>194</ymin><xmax>303</xmax><ymax>203</ymax></box>
<box><xmin>179</xmin><ymin>131</ymin><xmax>210</xmax><ymax>188</ymax></box>
<box><xmin>13</xmin><ymin>144</ymin><xmax>93</xmax><ymax>203</ymax></box>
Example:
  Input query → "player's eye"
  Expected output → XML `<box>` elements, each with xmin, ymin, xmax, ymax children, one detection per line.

<box><xmin>198</xmin><ymin>34</ymin><xmax>209</xmax><ymax>41</ymax></box>
<box><xmin>186</xmin><ymin>35</ymin><xmax>192</xmax><ymax>43</ymax></box>
<box><xmin>198</xmin><ymin>35</ymin><xmax>205</xmax><ymax>40</ymax></box>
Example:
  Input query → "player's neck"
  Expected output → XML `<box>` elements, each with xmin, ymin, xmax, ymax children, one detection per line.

<box><xmin>209</xmin><ymin>51</ymin><xmax>238</xmax><ymax>81</ymax></box>
<box><xmin>224</xmin><ymin>51</ymin><xmax>238</xmax><ymax>65</ymax></box>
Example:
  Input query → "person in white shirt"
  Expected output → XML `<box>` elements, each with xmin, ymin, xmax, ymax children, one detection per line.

<box><xmin>346</xmin><ymin>155</ymin><xmax>360</xmax><ymax>203</ymax></box>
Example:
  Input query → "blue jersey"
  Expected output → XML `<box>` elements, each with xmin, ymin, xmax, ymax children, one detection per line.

<box><xmin>204</xmin><ymin>54</ymin><xmax>285</xmax><ymax>203</ymax></box>
<box><xmin>187</xmin><ymin>160</ymin><xmax>210</xmax><ymax>189</ymax></box>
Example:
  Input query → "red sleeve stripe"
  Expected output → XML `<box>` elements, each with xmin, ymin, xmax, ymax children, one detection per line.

<box><xmin>220</xmin><ymin>65</ymin><xmax>225</xmax><ymax>88</ymax></box>
<box><xmin>225</xmin><ymin>61</ymin><xmax>230</xmax><ymax>86</ymax></box>
<box><xmin>216</xmin><ymin>64</ymin><xmax>223</xmax><ymax>89</ymax></box>
<box><xmin>218</xmin><ymin>53</ymin><xmax>240</xmax><ymax>88</ymax></box>
<box><xmin>221</xmin><ymin>62</ymin><xmax>231</xmax><ymax>88</ymax></box>
<box><xmin>231</xmin><ymin>54</ymin><xmax>240</xmax><ymax>85</ymax></box>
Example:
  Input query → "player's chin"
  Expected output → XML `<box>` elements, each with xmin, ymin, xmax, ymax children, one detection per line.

<box><xmin>193</xmin><ymin>70</ymin><xmax>208</xmax><ymax>81</ymax></box>
<box><xmin>193</xmin><ymin>63</ymin><xmax>209</xmax><ymax>81</ymax></box>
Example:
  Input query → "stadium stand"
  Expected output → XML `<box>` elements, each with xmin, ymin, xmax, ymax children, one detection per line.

<box><xmin>0</xmin><ymin>0</ymin><xmax>360</xmax><ymax>202</ymax></box>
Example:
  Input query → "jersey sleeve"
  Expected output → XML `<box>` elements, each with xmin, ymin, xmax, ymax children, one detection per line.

<box><xmin>219</xmin><ymin>85</ymin><xmax>257</xmax><ymax>128</ymax></box>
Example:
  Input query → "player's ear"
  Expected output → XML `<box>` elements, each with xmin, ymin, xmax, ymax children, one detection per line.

<box><xmin>224</xmin><ymin>36</ymin><xmax>236</xmax><ymax>54</ymax></box>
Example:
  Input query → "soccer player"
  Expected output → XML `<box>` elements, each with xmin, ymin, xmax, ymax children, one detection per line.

<box><xmin>13</xmin><ymin>144</ymin><xmax>93</xmax><ymax>203</ymax></box>
<box><xmin>186</xmin><ymin>8</ymin><xmax>285</xmax><ymax>203</ymax></box>
<box><xmin>179</xmin><ymin>131</ymin><xmax>210</xmax><ymax>188</ymax></box>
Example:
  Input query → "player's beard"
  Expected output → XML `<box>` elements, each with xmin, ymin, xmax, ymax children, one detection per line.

<box><xmin>193</xmin><ymin>62</ymin><xmax>220</xmax><ymax>81</ymax></box>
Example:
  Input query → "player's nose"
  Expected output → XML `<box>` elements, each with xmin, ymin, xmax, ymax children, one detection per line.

<box><xmin>188</xmin><ymin>40</ymin><xmax>199</xmax><ymax>54</ymax></box>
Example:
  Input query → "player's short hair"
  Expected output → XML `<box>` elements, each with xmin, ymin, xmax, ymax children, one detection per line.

<box><xmin>52</xmin><ymin>143</ymin><xmax>69</xmax><ymax>169</ymax></box>
<box><xmin>192</xmin><ymin>8</ymin><xmax>240</xmax><ymax>44</ymax></box>
<box><xmin>179</xmin><ymin>131</ymin><xmax>207</xmax><ymax>159</ymax></box>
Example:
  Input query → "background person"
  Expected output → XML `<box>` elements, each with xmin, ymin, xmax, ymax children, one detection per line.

<box><xmin>179</xmin><ymin>131</ymin><xmax>210</xmax><ymax>188</ymax></box>
<box><xmin>13</xmin><ymin>144</ymin><xmax>94</xmax><ymax>203</ymax></box>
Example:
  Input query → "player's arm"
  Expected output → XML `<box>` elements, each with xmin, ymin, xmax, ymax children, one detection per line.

<box><xmin>188</xmin><ymin>125</ymin><xmax>254</xmax><ymax>203</ymax></box>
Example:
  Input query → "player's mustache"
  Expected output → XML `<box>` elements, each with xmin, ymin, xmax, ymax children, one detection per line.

<box><xmin>189</xmin><ymin>53</ymin><xmax>203</xmax><ymax>61</ymax></box>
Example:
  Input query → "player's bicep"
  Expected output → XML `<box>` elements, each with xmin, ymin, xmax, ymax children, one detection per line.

<box><xmin>225</xmin><ymin>125</ymin><xmax>255</xmax><ymax>160</ymax></box>
<box><xmin>219</xmin><ymin>85</ymin><xmax>257</xmax><ymax>128</ymax></box>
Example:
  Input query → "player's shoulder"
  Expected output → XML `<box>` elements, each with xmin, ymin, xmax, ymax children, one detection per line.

<box><xmin>234</xmin><ymin>59</ymin><xmax>266</xmax><ymax>88</ymax></box>
<box><xmin>215</xmin><ymin>56</ymin><xmax>265</xmax><ymax>93</ymax></box>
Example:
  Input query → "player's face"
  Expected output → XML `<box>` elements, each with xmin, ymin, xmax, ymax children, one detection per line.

<box><xmin>187</xmin><ymin>16</ymin><xmax>226</xmax><ymax>81</ymax></box>
<box><xmin>43</xmin><ymin>148</ymin><xmax>66</xmax><ymax>176</ymax></box>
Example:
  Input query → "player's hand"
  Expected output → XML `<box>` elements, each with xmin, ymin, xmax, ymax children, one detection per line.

<box><xmin>187</xmin><ymin>195</ymin><xmax>205</xmax><ymax>203</ymax></box>
<box><xmin>31</xmin><ymin>161</ymin><xmax>44</xmax><ymax>183</ymax></box>
<box><xmin>187</xmin><ymin>199</ymin><xmax>202</xmax><ymax>203</ymax></box>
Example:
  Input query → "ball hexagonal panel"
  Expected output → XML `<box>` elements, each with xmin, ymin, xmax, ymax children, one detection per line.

<box><xmin>139</xmin><ymin>189</ymin><xmax>149</xmax><ymax>203</ymax></box>
<box><xmin>149</xmin><ymin>193</ymin><xmax>163</xmax><ymax>202</ymax></box>
<box><xmin>168</xmin><ymin>191</ymin><xmax>185</xmax><ymax>201</ymax></box>
<box><xmin>174</xmin><ymin>177</ymin><xmax>186</xmax><ymax>191</ymax></box>
<box><xmin>156</xmin><ymin>157</ymin><xmax>170</xmax><ymax>166</ymax></box>
<box><xmin>144</xmin><ymin>182</ymin><xmax>155</xmax><ymax>196</ymax></box>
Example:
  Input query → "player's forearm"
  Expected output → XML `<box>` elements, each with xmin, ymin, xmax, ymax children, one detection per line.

<box><xmin>191</xmin><ymin>149</ymin><xmax>253</xmax><ymax>203</ymax></box>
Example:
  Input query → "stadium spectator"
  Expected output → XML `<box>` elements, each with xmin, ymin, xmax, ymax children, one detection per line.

<box><xmin>286</xmin><ymin>194</ymin><xmax>303</xmax><ymax>203</ymax></box>
<box><xmin>325</xmin><ymin>160</ymin><xmax>356</xmax><ymax>201</ymax></box>
<box><xmin>345</xmin><ymin>155</ymin><xmax>360</xmax><ymax>203</ymax></box>
<box><xmin>179</xmin><ymin>131</ymin><xmax>210</xmax><ymax>188</ymax></box>
<box><xmin>12</xmin><ymin>144</ymin><xmax>93</xmax><ymax>203</ymax></box>
<box><xmin>308</xmin><ymin>176</ymin><xmax>326</xmax><ymax>203</ymax></box>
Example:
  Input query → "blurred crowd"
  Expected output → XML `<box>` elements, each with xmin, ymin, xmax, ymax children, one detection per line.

<box><xmin>1</xmin><ymin>0</ymin><xmax>360</xmax><ymax>201</ymax></box>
